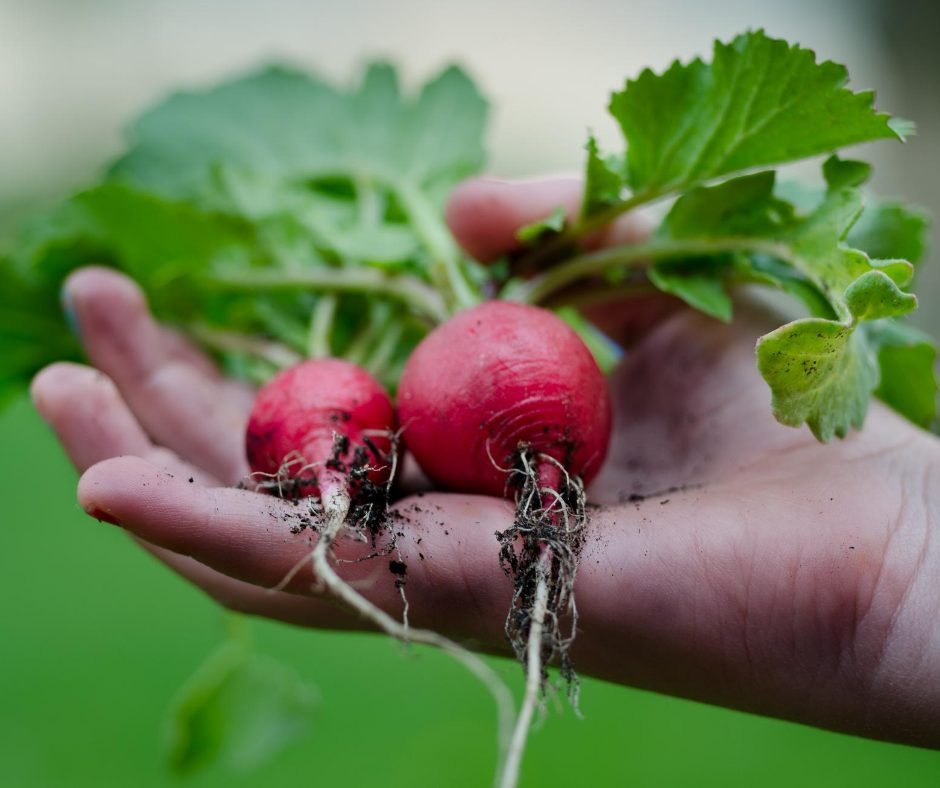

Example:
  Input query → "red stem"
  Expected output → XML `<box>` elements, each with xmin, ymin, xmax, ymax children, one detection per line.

<box><xmin>535</xmin><ymin>459</ymin><xmax>563</xmax><ymax>518</ymax></box>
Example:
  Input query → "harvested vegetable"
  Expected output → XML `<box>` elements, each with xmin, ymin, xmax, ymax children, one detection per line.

<box><xmin>399</xmin><ymin>300</ymin><xmax>612</xmax><ymax>785</ymax></box>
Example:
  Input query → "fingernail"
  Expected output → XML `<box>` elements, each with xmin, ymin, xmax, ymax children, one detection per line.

<box><xmin>84</xmin><ymin>505</ymin><xmax>121</xmax><ymax>527</ymax></box>
<box><xmin>60</xmin><ymin>285</ymin><xmax>80</xmax><ymax>338</ymax></box>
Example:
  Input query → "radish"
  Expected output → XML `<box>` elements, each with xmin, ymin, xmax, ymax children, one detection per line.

<box><xmin>247</xmin><ymin>358</ymin><xmax>396</xmax><ymax>507</ymax></box>
<box><xmin>398</xmin><ymin>301</ymin><xmax>612</xmax><ymax>788</ymax></box>
<box><xmin>245</xmin><ymin>357</ymin><xmax>515</xmax><ymax>776</ymax></box>
<box><xmin>246</xmin><ymin>358</ymin><xmax>402</xmax><ymax>613</ymax></box>
<box><xmin>398</xmin><ymin>301</ymin><xmax>610</xmax><ymax>494</ymax></box>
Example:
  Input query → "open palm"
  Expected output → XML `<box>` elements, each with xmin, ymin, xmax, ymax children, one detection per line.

<box><xmin>32</xmin><ymin>177</ymin><xmax>940</xmax><ymax>749</ymax></box>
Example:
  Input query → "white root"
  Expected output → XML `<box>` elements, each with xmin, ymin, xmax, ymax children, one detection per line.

<box><xmin>494</xmin><ymin>451</ymin><xmax>589</xmax><ymax>788</ymax></box>
<box><xmin>312</xmin><ymin>486</ymin><xmax>515</xmax><ymax>785</ymax></box>
<box><xmin>498</xmin><ymin>554</ymin><xmax>550</xmax><ymax>788</ymax></box>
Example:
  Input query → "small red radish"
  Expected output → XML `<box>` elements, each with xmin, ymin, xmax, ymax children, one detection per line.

<box><xmin>244</xmin><ymin>356</ymin><xmax>515</xmax><ymax>761</ymax></box>
<box><xmin>398</xmin><ymin>300</ymin><xmax>611</xmax><ymax>496</ymax></box>
<box><xmin>246</xmin><ymin>358</ymin><xmax>396</xmax><ymax>503</ymax></box>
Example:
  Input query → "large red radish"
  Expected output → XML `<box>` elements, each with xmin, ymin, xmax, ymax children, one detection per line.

<box><xmin>398</xmin><ymin>300</ymin><xmax>611</xmax><ymax>496</ymax></box>
<box><xmin>398</xmin><ymin>300</ymin><xmax>613</xmax><ymax>788</ymax></box>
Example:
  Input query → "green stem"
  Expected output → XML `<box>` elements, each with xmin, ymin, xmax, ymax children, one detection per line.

<box><xmin>253</xmin><ymin>301</ymin><xmax>309</xmax><ymax>353</ymax></box>
<box><xmin>208</xmin><ymin>267</ymin><xmax>448</xmax><ymax>325</ymax></box>
<box><xmin>363</xmin><ymin>319</ymin><xmax>404</xmax><ymax>381</ymax></box>
<box><xmin>297</xmin><ymin>165</ymin><xmax>476</xmax><ymax>314</ymax></box>
<box><xmin>308</xmin><ymin>294</ymin><xmax>337</xmax><ymax>358</ymax></box>
<box><xmin>356</xmin><ymin>176</ymin><xmax>383</xmax><ymax>227</ymax></box>
<box><xmin>515</xmin><ymin>189</ymin><xmax>660</xmax><ymax>272</ymax></box>
<box><xmin>344</xmin><ymin>302</ymin><xmax>392</xmax><ymax>364</ymax></box>
<box><xmin>543</xmin><ymin>281</ymin><xmax>659</xmax><ymax>310</ymax></box>
<box><xmin>574</xmin><ymin>189</ymin><xmax>661</xmax><ymax>241</ymax></box>
<box><xmin>509</xmin><ymin>237</ymin><xmax>791</xmax><ymax>305</ymax></box>
<box><xmin>343</xmin><ymin>329</ymin><xmax>370</xmax><ymax>366</ymax></box>
<box><xmin>395</xmin><ymin>179</ymin><xmax>478</xmax><ymax>312</ymax></box>
<box><xmin>190</xmin><ymin>323</ymin><xmax>302</xmax><ymax>368</ymax></box>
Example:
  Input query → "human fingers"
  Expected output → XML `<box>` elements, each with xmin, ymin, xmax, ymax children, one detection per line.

<box><xmin>30</xmin><ymin>361</ymin><xmax>215</xmax><ymax>484</ymax></box>
<box><xmin>31</xmin><ymin>361</ymin><xmax>353</xmax><ymax>623</ymax></box>
<box><xmin>63</xmin><ymin>267</ymin><xmax>250</xmax><ymax>484</ymax></box>
<box><xmin>76</xmin><ymin>456</ymin><xmax>517</xmax><ymax>647</ymax></box>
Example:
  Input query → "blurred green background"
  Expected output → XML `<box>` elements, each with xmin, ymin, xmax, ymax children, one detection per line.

<box><xmin>2</xmin><ymin>0</ymin><xmax>940</xmax><ymax>786</ymax></box>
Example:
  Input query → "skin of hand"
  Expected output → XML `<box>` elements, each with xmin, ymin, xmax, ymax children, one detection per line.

<box><xmin>30</xmin><ymin>176</ymin><xmax>940</xmax><ymax>750</ymax></box>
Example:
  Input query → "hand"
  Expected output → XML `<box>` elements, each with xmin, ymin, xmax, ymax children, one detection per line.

<box><xmin>31</xmin><ymin>176</ymin><xmax>940</xmax><ymax>749</ymax></box>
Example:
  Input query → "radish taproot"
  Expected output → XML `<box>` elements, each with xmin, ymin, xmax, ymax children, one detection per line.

<box><xmin>398</xmin><ymin>301</ymin><xmax>612</xmax><ymax>787</ymax></box>
<box><xmin>245</xmin><ymin>357</ymin><xmax>515</xmax><ymax>775</ymax></box>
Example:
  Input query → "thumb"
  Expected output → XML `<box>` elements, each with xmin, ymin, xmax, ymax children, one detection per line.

<box><xmin>446</xmin><ymin>176</ymin><xmax>679</xmax><ymax>343</ymax></box>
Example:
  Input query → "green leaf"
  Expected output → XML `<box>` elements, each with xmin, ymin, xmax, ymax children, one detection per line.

<box><xmin>772</xmin><ymin>182</ymin><xmax>930</xmax><ymax>272</ymax></box>
<box><xmin>756</xmin><ymin>319</ymin><xmax>878</xmax><ymax>440</ymax></box>
<box><xmin>779</xmin><ymin>186</ymin><xmax>914</xmax><ymax>317</ymax></box>
<box><xmin>105</xmin><ymin>62</ymin><xmax>487</xmax><ymax>315</ymax></box>
<box><xmin>581</xmin><ymin>135</ymin><xmax>623</xmax><ymax>218</ymax></box>
<box><xmin>740</xmin><ymin>254</ymin><xmax>836</xmax><ymax>319</ymax></box>
<box><xmin>166</xmin><ymin>640</ymin><xmax>316</xmax><ymax>776</ymax></box>
<box><xmin>0</xmin><ymin>259</ymin><xmax>79</xmax><ymax>406</ymax></box>
<box><xmin>659</xmin><ymin>170</ymin><xmax>792</xmax><ymax>239</ymax></box>
<box><xmin>111</xmin><ymin>66</ymin><xmax>343</xmax><ymax>198</ymax></box>
<box><xmin>651</xmin><ymin>161</ymin><xmax>926</xmax><ymax>440</ymax></box>
<box><xmin>847</xmin><ymin>199</ymin><xmax>930</xmax><ymax>266</ymax></box>
<box><xmin>556</xmin><ymin>307</ymin><xmax>622</xmax><ymax>374</ymax></box>
<box><xmin>111</xmin><ymin>63</ymin><xmax>487</xmax><ymax>206</ymax></box>
<box><xmin>648</xmin><ymin>260</ymin><xmax>732</xmax><ymax>322</ymax></box>
<box><xmin>755</xmin><ymin>266</ymin><xmax>916</xmax><ymax>441</ymax></box>
<box><xmin>205</xmin><ymin>167</ymin><xmax>422</xmax><ymax>266</ymax></box>
<box><xmin>516</xmin><ymin>205</ymin><xmax>567</xmax><ymax>245</ymax></box>
<box><xmin>866</xmin><ymin>320</ymin><xmax>938</xmax><ymax>428</ymax></box>
<box><xmin>610</xmin><ymin>30</ymin><xmax>904</xmax><ymax>195</ymax></box>
<box><xmin>822</xmin><ymin>155</ymin><xmax>872</xmax><ymax>189</ymax></box>
<box><xmin>397</xmin><ymin>65</ymin><xmax>489</xmax><ymax>193</ymax></box>
<box><xmin>657</xmin><ymin>171</ymin><xmax>833</xmax><ymax>316</ymax></box>
<box><xmin>14</xmin><ymin>183</ymin><xmax>257</xmax><ymax>290</ymax></box>
<box><xmin>842</xmin><ymin>270</ymin><xmax>917</xmax><ymax>322</ymax></box>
